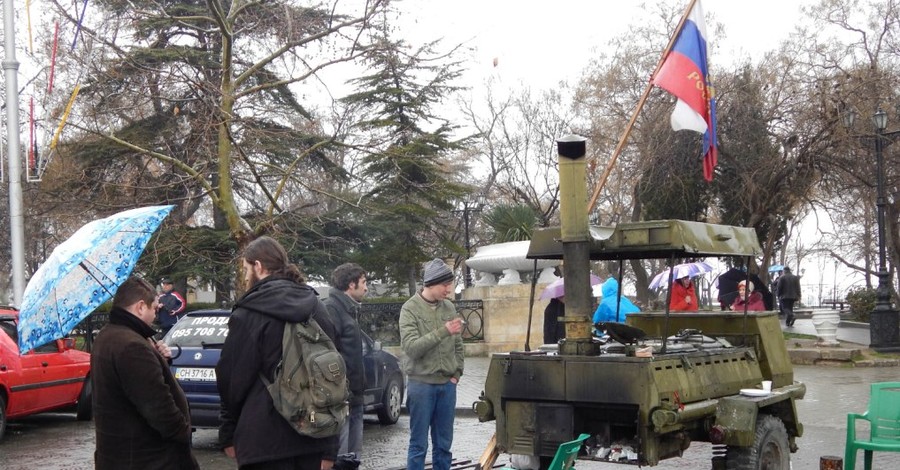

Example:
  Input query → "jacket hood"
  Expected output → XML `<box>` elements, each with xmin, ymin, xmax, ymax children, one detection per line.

<box><xmin>236</xmin><ymin>276</ymin><xmax>320</xmax><ymax>323</ymax></box>
<box><xmin>600</xmin><ymin>278</ymin><xmax>620</xmax><ymax>298</ymax></box>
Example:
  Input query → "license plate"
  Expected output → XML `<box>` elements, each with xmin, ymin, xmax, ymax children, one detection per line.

<box><xmin>175</xmin><ymin>367</ymin><xmax>217</xmax><ymax>381</ymax></box>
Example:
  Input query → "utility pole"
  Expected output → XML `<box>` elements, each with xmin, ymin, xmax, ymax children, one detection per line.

<box><xmin>4</xmin><ymin>0</ymin><xmax>26</xmax><ymax>305</ymax></box>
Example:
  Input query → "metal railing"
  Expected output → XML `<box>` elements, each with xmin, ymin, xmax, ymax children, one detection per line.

<box><xmin>360</xmin><ymin>300</ymin><xmax>484</xmax><ymax>346</ymax></box>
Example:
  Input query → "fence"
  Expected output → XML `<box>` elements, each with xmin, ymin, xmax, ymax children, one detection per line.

<box><xmin>72</xmin><ymin>300</ymin><xmax>485</xmax><ymax>352</ymax></box>
<box><xmin>360</xmin><ymin>300</ymin><xmax>485</xmax><ymax>346</ymax></box>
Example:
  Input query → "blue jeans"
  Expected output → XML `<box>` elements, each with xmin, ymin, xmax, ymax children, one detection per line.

<box><xmin>406</xmin><ymin>380</ymin><xmax>457</xmax><ymax>470</ymax></box>
<box><xmin>339</xmin><ymin>404</ymin><xmax>364</xmax><ymax>456</ymax></box>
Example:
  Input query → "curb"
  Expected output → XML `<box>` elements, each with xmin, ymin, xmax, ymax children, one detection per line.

<box><xmin>787</xmin><ymin>346</ymin><xmax>900</xmax><ymax>367</ymax></box>
<box><xmin>401</xmin><ymin>406</ymin><xmax>478</xmax><ymax>417</ymax></box>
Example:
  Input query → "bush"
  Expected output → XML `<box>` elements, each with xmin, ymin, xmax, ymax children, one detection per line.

<box><xmin>846</xmin><ymin>287</ymin><xmax>876</xmax><ymax>322</ymax></box>
<box><xmin>186</xmin><ymin>302</ymin><xmax>227</xmax><ymax>311</ymax></box>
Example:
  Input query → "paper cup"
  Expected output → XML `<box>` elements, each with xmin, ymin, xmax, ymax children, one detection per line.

<box><xmin>761</xmin><ymin>380</ymin><xmax>772</xmax><ymax>392</ymax></box>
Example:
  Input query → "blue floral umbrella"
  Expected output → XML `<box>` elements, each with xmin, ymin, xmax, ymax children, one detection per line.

<box><xmin>17</xmin><ymin>205</ymin><xmax>174</xmax><ymax>353</ymax></box>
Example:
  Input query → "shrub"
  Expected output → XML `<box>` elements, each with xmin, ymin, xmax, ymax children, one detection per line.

<box><xmin>846</xmin><ymin>287</ymin><xmax>876</xmax><ymax>322</ymax></box>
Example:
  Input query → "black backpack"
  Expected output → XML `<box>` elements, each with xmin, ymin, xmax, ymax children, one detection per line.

<box><xmin>259</xmin><ymin>308</ymin><xmax>349</xmax><ymax>438</ymax></box>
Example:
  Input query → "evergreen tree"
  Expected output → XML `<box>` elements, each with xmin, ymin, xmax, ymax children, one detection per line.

<box><xmin>342</xmin><ymin>35</ymin><xmax>470</xmax><ymax>293</ymax></box>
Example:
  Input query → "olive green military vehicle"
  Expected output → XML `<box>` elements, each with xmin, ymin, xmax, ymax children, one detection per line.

<box><xmin>473</xmin><ymin>219</ymin><xmax>805</xmax><ymax>469</ymax></box>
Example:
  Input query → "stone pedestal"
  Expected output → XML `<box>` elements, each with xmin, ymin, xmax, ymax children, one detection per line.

<box><xmin>461</xmin><ymin>283</ymin><xmax>548</xmax><ymax>353</ymax></box>
<box><xmin>811</xmin><ymin>310</ymin><xmax>840</xmax><ymax>347</ymax></box>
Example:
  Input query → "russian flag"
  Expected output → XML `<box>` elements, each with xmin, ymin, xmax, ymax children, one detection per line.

<box><xmin>652</xmin><ymin>0</ymin><xmax>718</xmax><ymax>181</ymax></box>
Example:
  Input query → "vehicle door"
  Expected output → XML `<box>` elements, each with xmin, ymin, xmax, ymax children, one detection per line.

<box><xmin>18</xmin><ymin>337</ymin><xmax>84</xmax><ymax>412</ymax></box>
<box><xmin>361</xmin><ymin>333</ymin><xmax>384</xmax><ymax>406</ymax></box>
<box><xmin>0</xmin><ymin>318</ymin><xmax>43</xmax><ymax>414</ymax></box>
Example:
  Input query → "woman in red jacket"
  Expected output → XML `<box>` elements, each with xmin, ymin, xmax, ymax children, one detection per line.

<box><xmin>731</xmin><ymin>280</ymin><xmax>766</xmax><ymax>311</ymax></box>
<box><xmin>670</xmin><ymin>276</ymin><xmax>699</xmax><ymax>311</ymax></box>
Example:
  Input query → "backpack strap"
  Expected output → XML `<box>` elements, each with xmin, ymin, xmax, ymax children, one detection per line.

<box><xmin>259</xmin><ymin>320</ymin><xmax>301</xmax><ymax>387</ymax></box>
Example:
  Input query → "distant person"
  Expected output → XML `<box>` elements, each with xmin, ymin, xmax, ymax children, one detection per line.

<box><xmin>717</xmin><ymin>267</ymin><xmax>772</xmax><ymax>310</ymax></box>
<box><xmin>731</xmin><ymin>280</ymin><xmax>765</xmax><ymax>311</ymax></box>
<box><xmin>399</xmin><ymin>259</ymin><xmax>465</xmax><ymax>470</ymax></box>
<box><xmin>592</xmin><ymin>278</ymin><xmax>640</xmax><ymax>324</ymax></box>
<box><xmin>670</xmin><ymin>276</ymin><xmax>699</xmax><ymax>311</ymax></box>
<box><xmin>776</xmin><ymin>267</ymin><xmax>802</xmax><ymax>327</ymax></box>
<box><xmin>543</xmin><ymin>296</ymin><xmax>565</xmax><ymax>344</ymax></box>
<box><xmin>157</xmin><ymin>278</ymin><xmax>186</xmax><ymax>336</ymax></box>
<box><xmin>217</xmin><ymin>236</ymin><xmax>339</xmax><ymax>469</ymax></box>
<box><xmin>323</xmin><ymin>263</ymin><xmax>367</xmax><ymax>458</ymax></box>
<box><xmin>91</xmin><ymin>276</ymin><xmax>199</xmax><ymax>470</ymax></box>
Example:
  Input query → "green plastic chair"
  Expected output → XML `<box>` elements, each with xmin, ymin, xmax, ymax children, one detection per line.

<box><xmin>845</xmin><ymin>382</ymin><xmax>900</xmax><ymax>470</ymax></box>
<box><xmin>501</xmin><ymin>433</ymin><xmax>590</xmax><ymax>470</ymax></box>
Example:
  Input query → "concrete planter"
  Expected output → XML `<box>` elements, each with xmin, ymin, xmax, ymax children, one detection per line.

<box><xmin>465</xmin><ymin>241</ymin><xmax>560</xmax><ymax>285</ymax></box>
<box><xmin>811</xmin><ymin>310</ymin><xmax>841</xmax><ymax>347</ymax></box>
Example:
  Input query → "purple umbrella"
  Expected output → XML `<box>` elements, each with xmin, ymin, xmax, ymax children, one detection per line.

<box><xmin>649</xmin><ymin>261</ymin><xmax>715</xmax><ymax>290</ymax></box>
<box><xmin>539</xmin><ymin>274</ymin><xmax>603</xmax><ymax>301</ymax></box>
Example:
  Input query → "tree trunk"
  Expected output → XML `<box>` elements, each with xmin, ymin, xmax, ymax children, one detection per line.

<box><xmin>407</xmin><ymin>265</ymin><xmax>418</xmax><ymax>297</ymax></box>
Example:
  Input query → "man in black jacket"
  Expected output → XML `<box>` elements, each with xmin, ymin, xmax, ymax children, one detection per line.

<box><xmin>323</xmin><ymin>263</ymin><xmax>367</xmax><ymax>458</ymax></box>
<box><xmin>776</xmin><ymin>267</ymin><xmax>802</xmax><ymax>327</ymax></box>
<box><xmin>92</xmin><ymin>276</ymin><xmax>199</xmax><ymax>470</ymax></box>
<box><xmin>217</xmin><ymin>236</ymin><xmax>339</xmax><ymax>470</ymax></box>
<box><xmin>156</xmin><ymin>278</ymin><xmax>186</xmax><ymax>337</ymax></box>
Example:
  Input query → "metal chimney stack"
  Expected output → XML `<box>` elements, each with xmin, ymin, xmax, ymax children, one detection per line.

<box><xmin>556</xmin><ymin>135</ymin><xmax>598</xmax><ymax>356</ymax></box>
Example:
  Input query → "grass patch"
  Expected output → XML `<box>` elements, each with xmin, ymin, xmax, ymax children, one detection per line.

<box><xmin>865</xmin><ymin>349</ymin><xmax>900</xmax><ymax>359</ymax></box>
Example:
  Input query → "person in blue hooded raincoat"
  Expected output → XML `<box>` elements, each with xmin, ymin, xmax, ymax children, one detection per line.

<box><xmin>592</xmin><ymin>278</ymin><xmax>641</xmax><ymax>324</ymax></box>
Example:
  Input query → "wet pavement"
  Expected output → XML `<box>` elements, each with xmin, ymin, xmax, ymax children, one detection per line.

<box><xmin>2</xmin><ymin>317</ymin><xmax>899</xmax><ymax>470</ymax></box>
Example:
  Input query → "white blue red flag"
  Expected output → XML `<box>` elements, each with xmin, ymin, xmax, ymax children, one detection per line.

<box><xmin>652</xmin><ymin>0</ymin><xmax>718</xmax><ymax>181</ymax></box>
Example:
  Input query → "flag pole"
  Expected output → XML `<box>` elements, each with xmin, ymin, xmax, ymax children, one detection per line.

<box><xmin>587</xmin><ymin>0</ymin><xmax>699</xmax><ymax>214</ymax></box>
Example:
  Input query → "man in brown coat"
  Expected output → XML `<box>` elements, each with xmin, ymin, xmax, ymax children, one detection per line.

<box><xmin>91</xmin><ymin>276</ymin><xmax>199</xmax><ymax>470</ymax></box>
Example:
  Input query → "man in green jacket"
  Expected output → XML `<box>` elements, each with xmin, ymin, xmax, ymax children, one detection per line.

<box><xmin>399</xmin><ymin>258</ymin><xmax>465</xmax><ymax>470</ymax></box>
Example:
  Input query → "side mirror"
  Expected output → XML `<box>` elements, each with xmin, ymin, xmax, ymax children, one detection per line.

<box><xmin>61</xmin><ymin>338</ymin><xmax>76</xmax><ymax>350</ymax></box>
<box><xmin>373</xmin><ymin>340</ymin><xmax>383</xmax><ymax>351</ymax></box>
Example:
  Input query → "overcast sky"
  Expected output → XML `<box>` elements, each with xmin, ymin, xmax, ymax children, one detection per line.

<box><xmin>399</xmin><ymin>0</ymin><xmax>808</xmax><ymax>90</ymax></box>
<box><xmin>396</xmin><ymin>0</ymin><xmax>860</xmax><ymax>300</ymax></box>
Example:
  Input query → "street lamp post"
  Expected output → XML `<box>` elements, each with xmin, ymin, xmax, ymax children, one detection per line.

<box><xmin>454</xmin><ymin>196</ymin><xmax>485</xmax><ymax>288</ymax></box>
<box><xmin>843</xmin><ymin>107</ymin><xmax>900</xmax><ymax>351</ymax></box>
<box><xmin>833</xmin><ymin>260</ymin><xmax>838</xmax><ymax>304</ymax></box>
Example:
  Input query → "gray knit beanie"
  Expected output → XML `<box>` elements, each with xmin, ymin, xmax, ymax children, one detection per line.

<box><xmin>423</xmin><ymin>258</ymin><xmax>454</xmax><ymax>287</ymax></box>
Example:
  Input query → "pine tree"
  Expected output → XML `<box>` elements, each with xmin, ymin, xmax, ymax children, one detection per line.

<box><xmin>342</xmin><ymin>35</ymin><xmax>469</xmax><ymax>292</ymax></box>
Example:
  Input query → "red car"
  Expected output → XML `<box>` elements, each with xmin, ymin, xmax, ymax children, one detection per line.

<box><xmin>0</xmin><ymin>307</ymin><xmax>92</xmax><ymax>440</ymax></box>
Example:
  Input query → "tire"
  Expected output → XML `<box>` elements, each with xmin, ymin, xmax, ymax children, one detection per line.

<box><xmin>539</xmin><ymin>455</ymin><xmax>554</xmax><ymax>470</ymax></box>
<box><xmin>76</xmin><ymin>377</ymin><xmax>93</xmax><ymax>421</ymax></box>
<box><xmin>376</xmin><ymin>377</ymin><xmax>403</xmax><ymax>424</ymax></box>
<box><xmin>0</xmin><ymin>394</ymin><xmax>6</xmax><ymax>441</ymax></box>
<box><xmin>725</xmin><ymin>415</ymin><xmax>790</xmax><ymax>470</ymax></box>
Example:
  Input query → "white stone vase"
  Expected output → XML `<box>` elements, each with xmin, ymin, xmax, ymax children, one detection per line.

<box><xmin>465</xmin><ymin>241</ymin><xmax>561</xmax><ymax>286</ymax></box>
<box><xmin>811</xmin><ymin>310</ymin><xmax>840</xmax><ymax>347</ymax></box>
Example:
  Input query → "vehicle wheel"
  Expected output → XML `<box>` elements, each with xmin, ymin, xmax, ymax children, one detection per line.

<box><xmin>725</xmin><ymin>415</ymin><xmax>790</xmax><ymax>470</ymax></box>
<box><xmin>76</xmin><ymin>377</ymin><xmax>93</xmax><ymax>421</ymax></box>
<box><xmin>538</xmin><ymin>455</ymin><xmax>554</xmax><ymax>470</ymax></box>
<box><xmin>0</xmin><ymin>394</ymin><xmax>6</xmax><ymax>441</ymax></box>
<box><xmin>376</xmin><ymin>377</ymin><xmax>403</xmax><ymax>424</ymax></box>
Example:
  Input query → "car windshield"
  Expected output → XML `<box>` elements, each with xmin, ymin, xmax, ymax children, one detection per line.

<box><xmin>166</xmin><ymin>314</ymin><xmax>229</xmax><ymax>348</ymax></box>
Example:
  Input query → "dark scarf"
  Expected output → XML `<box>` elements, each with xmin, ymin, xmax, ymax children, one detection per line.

<box><xmin>108</xmin><ymin>306</ymin><xmax>158</xmax><ymax>339</ymax></box>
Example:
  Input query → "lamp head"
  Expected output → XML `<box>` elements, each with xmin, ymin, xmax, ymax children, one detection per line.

<box><xmin>842</xmin><ymin>108</ymin><xmax>858</xmax><ymax>129</ymax></box>
<box><xmin>874</xmin><ymin>107</ymin><xmax>888</xmax><ymax>131</ymax></box>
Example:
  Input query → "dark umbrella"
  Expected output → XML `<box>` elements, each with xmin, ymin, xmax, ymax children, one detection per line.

<box><xmin>716</xmin><ymin>268</ymin><xmax>746</xmax><ymax>309</ymax></box>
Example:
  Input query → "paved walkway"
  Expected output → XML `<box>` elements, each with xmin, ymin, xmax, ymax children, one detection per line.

<box><xmin>785</xmin><ymin>316</ymin><xmax>871</xmax><ymax>345</ymax></box>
